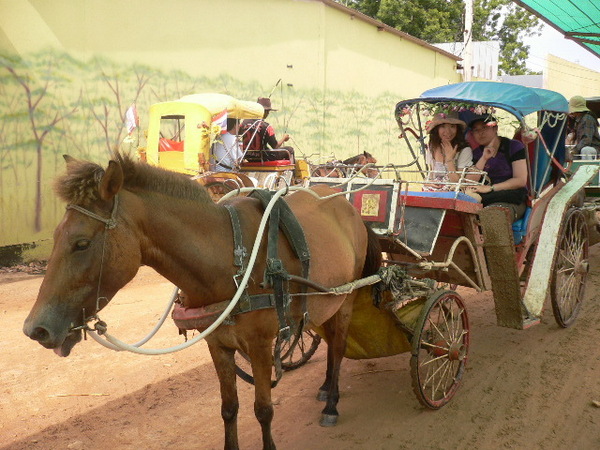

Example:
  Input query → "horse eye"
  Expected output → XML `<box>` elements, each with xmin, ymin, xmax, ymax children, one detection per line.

<box><xmin>74</xmin><ymin>239</ymin><xmax>91</xmax><ymax>251</ymax></box>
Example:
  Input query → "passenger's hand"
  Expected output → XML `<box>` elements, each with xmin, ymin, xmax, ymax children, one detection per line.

<box><xmin>469</xmin><ymin>185</ymin><xmax>493</xmax><ymax>194</ymax></box>
<box><xmin>482</xmin><ymin>146</ymin><xmax>495</xmax><ymax>160</ymax></box>
<box><xmin>283</xmin><ymin>133</ymin><xmax>290</xmax><ymax>142</ymax></box>
<box><xmin>441</xmin><ymin>140</ymin><xmax>457</xmax><ymax>162</ymax></box>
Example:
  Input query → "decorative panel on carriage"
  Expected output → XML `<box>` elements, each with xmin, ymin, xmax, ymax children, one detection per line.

<box><xmin>307</xmin><ymin>177</ymin><xmax>482</xmax><ymax>254</ymax></box>
<box><xmin>307</xmin><ymin>177</ymin><xmax>401</xmax><ymax>235</ymax></box>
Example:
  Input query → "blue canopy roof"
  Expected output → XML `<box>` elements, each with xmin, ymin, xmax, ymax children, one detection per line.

<box><xmin>399</xmin><ymin>81</ymin><xmax>568</xmax><ymax>119</ymax></box>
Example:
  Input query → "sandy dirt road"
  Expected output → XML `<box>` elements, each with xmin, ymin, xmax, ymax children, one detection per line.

<box><xmin>1</xmin><ymin>247</ymin><xmax>600</xmax><ymax>450</ymax></box>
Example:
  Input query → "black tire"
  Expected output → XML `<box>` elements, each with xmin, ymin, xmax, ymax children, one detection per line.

<box><xmin>410</xmin><ymin>290</ymin><xmax>470</xmax><ymax>409</ymax></box>
<box><xmin>550</xmin><ymin>208</ymin><xmax>589</xmax><ymax>328</ymax></box>
<box><xmin>280</xmin><ymin>329</ymin><xmax>321</xmax><ymax>371</ymax></box>
<box><xmin>235</xmin><ymin>328</ymin><xmax>322</xmax><ymax>384</ymax></box>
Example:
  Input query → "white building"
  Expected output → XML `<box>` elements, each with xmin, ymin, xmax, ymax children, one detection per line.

<box><xmin>434</xmin><ymin>41</ymin><xmax>501</xmax><ymax>81</ymax></box>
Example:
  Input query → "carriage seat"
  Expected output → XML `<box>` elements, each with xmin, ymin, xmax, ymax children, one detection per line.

<box><xmin>243</xmin><ymin>149</ymin><xmax>292</xmax><ymax>166</ymax></box>
<box><xmin>512</xmin><ymin>207</ymin><xmax>531</xmax><ymax>245</ymax></box>
<box><xmin>242</xmin><ymin>160</ymin><xmax>292</xmax><ymax>167</ymax></box>
<box><xmin>407</xmin><ymin>191</ymin><xmax>479</xmax><ymax>203</ymax></box>
<box><xmin>159</xmin><ymin>138</ymin><xmax>184</xmax><ymax>152</ymax></box>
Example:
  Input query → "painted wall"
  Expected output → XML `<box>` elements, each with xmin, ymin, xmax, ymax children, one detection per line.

<box><xmin>545</xmin><ymin>55</ymin><xmax>600</xmax><ymax>99</ymax></box>
<box><xmin>0</xmin><ymin>0</ymin><xmax>461</xmax><ymax>262</ymax></box>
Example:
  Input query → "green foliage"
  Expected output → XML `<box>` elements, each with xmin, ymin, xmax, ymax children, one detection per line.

<box><xmin>337</xmin><ymin>0</ymin><xmax>542</xmax><ymax>76</ymax></box>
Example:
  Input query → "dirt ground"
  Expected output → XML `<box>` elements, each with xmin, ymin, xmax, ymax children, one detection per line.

<box><xmin>2</xmin><ymin>247</ymin><xmax>600</xmax><ymax>450</ymax></box>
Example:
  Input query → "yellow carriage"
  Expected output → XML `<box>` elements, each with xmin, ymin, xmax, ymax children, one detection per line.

<box><xmin>138</xmin><ymin>93</ymin><xmax>310</xmax><ymax>196</ymax></box>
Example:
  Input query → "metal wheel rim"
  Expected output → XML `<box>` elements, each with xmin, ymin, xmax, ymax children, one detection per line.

<box><xmin>550</xmin><ymin>209</ymin><xmax>588</xmax><ymax>328</ymax></box>
<box><xmin>280</xmin><ymin>329</ymin><xmax>321</xmax><ymax>371</ymax></box>
<box><xmin>410</xmin><ymin>290</ymin><xmax>470</xmax><ymax>409</ymax></box>
<box><xmin>204</xmin><ymin>181</ymin><xmax>234</xmax><ymax>202</ymax></box>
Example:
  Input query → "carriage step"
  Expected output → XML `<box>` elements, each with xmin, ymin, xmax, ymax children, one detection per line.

<box><xmin>479</xmin><ymin>206</ymin><xmax>527</xmax><ymax>329</ymax></box>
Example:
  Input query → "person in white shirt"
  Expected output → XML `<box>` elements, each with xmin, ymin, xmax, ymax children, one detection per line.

<box><xmin>212</xmin><ymin>118</ymin><xmax>243</xmax><ymax>172</ymax></box>
<box><xmin>423</xmin><ymin>110</ymin><xmax>472</xmax><ymax>191</ymax></box>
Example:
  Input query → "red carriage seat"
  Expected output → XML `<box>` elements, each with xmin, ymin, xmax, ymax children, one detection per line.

<box><xmin>159</xmin><ymin>138</ymin><xmax>184</xmax><ymax>152</ymax></box>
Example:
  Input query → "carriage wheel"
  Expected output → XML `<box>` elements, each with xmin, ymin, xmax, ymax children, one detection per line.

<box><xmin>204</xmin><ymin>181</ymin><xmax>234</xmax><ymax>202</ymax></box>
<box><xmin>410</xmin><ymin>290</ymin><xmax>469</xmax><ymax>409</ymax></box>
<box><xmin>550</xmin><ymin>208</ymin><xmax>589</xmax><ymax>328</ymax></box>
<box><xmin>235</xmin><ymin>328</ymin><xmax>322</xmax><ymax>385</ymax></box>
<box><xmin>279</xmin><ymin>328</ymin><xmax>321</xmax><ymax>371</ymax></box>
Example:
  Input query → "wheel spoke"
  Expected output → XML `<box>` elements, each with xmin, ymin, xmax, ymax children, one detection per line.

<box><xmin>550</xmin><ymin>209</ymin><xmax>587</xmax><ymax>327</ymax></box>
<box><xmin>412</xmin><ymin>291</ymin><xmax>469</xmax><ymax>408</ymax></box>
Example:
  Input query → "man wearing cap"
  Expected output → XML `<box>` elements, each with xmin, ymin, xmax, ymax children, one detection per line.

<box><xmin>568</xmin><ymin>95</ymin><xmax>600</xmax><ymax>160</ymax></box>
<box><xmin>241</xmin><ymin>97</ymin><xmax>294</xmax><ymax>162</ymax></box>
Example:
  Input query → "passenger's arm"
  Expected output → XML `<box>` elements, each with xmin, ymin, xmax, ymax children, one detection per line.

<box><xmin>447</xmin><ymin>147</ymin><xmax>473</xmax><ymax>183</ymax></box>
<box><xmin>493</xmin><ymin>159</ymin><xmax>527</xmax><ymax>190</ymax></box>
<box><xmin>276</xmin><ymin>134</ymin><xmax>290</xmax><ymax>149</ymax></box>
<box><xmin>470</xmin><ymin>159</ymin><xmax>527</xmax><ymax>194</ymax></box>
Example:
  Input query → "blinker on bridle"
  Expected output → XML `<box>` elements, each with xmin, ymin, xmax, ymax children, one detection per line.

<box><xmin>66</xmin><ymin>195</ymin><xmax>119</xmax><ymax>335</ymax></box>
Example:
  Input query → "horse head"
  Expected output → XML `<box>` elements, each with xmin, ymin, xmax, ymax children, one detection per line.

<box><xmin>23</xmin><ymin>155</ymin><xmax>142</xmax><ymax>357</ymax></box>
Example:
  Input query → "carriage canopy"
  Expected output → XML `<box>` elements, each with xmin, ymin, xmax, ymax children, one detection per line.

<box><xmin>395</xmin><ymin>81</ymin><xmax>570</xmax><ymax>196</ymax></box>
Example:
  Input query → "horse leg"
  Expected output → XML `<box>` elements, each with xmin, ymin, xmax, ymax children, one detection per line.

<box><xmin>317</xmin><ymin>296</ymin><xmax>353</xmax><ymax>427</ymax></box>
<box><xmin>249</xmin><ymin>343</ymin><xmax>277</xmax><ymax>450</ymax></box>
<box><xmin>207</xmin><ymin>342</ymin><xmax>240</xmax><ymax>450</ymax></box>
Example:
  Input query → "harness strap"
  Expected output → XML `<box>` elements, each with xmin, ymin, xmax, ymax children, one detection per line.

<box><xmin>224</xmin><ymin>204</ymin><xmax>247</xmax><ymax>270</ymax></box>
<box><xmin>250</xmin><ymin>189</ymin><xmax>311</xmax><ymax>341</ymax></box>
<box><xmin>250</xmin><ymin>190</ymin><xmax>311</xmax><ymax>264</ymax></box>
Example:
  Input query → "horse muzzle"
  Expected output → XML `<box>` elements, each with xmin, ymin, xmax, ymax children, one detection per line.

<box><xmin>23</xmin><ymin>314</ymin><xmax>83</xmax><ymax>357</ymax></box>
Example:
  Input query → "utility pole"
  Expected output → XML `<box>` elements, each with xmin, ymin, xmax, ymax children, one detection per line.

<box><xmin>463</xmin><ymin>0</ymin><xmax>473</xmax><ymax>81</ymax></box>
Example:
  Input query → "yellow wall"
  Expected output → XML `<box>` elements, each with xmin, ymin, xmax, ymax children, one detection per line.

<box><xmin>546</xmin><ymin>54</ymin><xmax>600</xmax><ymax>99</ymax></box>
<box><xmin>0</xmin><ymin>0</ymin><xmax>461</xmax><ymax>255</ymax></box>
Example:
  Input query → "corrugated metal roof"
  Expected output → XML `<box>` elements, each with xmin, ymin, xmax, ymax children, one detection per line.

<box><xmin>513</xmin><ymin>0</ymin><xmax>600</xmax><ymax>59</ymax></box>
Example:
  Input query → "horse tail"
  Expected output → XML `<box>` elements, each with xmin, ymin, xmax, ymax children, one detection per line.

<box><xmin>362</xmin><ymin>222</ymin><xmax>382</xmax><ymax>277</ymax></box>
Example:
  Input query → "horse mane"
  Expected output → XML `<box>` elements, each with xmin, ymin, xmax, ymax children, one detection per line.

<box><xmin>54</xmin><ymin>151</ymin><xmax>212</xmax><ymax>205</ymax></box>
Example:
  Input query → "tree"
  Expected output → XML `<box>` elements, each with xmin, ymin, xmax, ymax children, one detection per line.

<box><xmin>1</xmin><ymin>52</ymin><xmax>79</xmax><ymax>232</ymax></box>
<box><xmin>338</xmin><ymin>0</ymin><xmax>542</xmax><ymax>75</ymax></box>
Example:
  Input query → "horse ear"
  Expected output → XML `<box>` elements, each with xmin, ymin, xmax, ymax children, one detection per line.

<box><xmin>63</xmin><ymin>155</ymin><xmax>81</xmax><ymax>173</ymax></box>
<box><xmin>99</xmin><ymin>160</ymin><xmax>123</xmax><ymax>201</ymax></box>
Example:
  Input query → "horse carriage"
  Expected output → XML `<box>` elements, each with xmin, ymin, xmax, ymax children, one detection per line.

<box><xmin>23</xmin><ymin>82</ymin><xmax>600</xmax><ymax>449</ymax></box>
<box><xmin>138</xmin><ymin>93</ymin><xmax>310</xmax><ymax>197</ymax></box>
<box><xmin>138</xmin><ymin>93</ymin><xmax>377</xmax><ymax>199</ymax></box>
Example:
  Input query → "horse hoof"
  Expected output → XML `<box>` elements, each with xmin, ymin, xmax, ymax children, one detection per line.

<box><xmin>316</xmin><ymin>390</ymin><xmax>328</xmax><ymax>402</ymax></box>
<box><xmin>319</xmin><ymin>414</ymin><xmax>338</xmax><ymax>427</ymax></box>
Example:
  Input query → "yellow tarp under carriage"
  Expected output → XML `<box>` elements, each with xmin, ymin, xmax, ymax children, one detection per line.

<box><xmin>315</xmin><ymin>286</ymin><xmax>413</xmax><ymax>360</ymax></box>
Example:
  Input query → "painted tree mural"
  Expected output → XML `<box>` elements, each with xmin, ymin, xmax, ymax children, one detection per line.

<box><xmin>0</xmin><ymin>49</ymin><xmax>403</xmax><ymax>253</ymax></box>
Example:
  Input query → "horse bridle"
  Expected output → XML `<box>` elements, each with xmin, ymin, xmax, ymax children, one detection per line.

<box><xmin>66</xmin><ymin>195</ymin><xmax>119</xmax><ymax>333</ymax></box>
<box><xmin>67</xmin><ymin>195</ymin><xmax>119</xmax><ymax>230</ymax></box>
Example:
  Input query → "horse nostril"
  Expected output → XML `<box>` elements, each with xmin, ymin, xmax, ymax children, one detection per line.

<box><xmin>29</xmin><ymin>326</ymin><xmax>50</xmax><ymax>343</ymax></box>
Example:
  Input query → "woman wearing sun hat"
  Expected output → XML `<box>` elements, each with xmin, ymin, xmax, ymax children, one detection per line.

<box><xmin>423</xmin><ymin>110</ymin><xmax>473</xmax><ymax>191</ymax></box>
<box><xmin>568</xmin><ymin>95</ymin><xmax>600</xmax><ymax>160</ymax></box>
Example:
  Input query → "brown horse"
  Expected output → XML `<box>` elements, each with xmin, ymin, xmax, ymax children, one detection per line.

<box><xmin>23</xmin><ymin>152</ymin><xmax>381</xmax><ymax>449</ymax></box>
<box><xmin>310</xmin><ymin>151</ymin><xmax>378</xmax><ymax>178</ymax></box>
